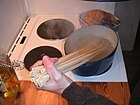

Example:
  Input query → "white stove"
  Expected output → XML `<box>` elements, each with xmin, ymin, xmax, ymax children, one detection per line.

<box><xmin>8</xmin><ymin>14</ymin><xmax>128</xmax><ymax>82</ymax></box>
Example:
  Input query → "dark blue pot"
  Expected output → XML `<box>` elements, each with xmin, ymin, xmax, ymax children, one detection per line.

<box><xmin>65</xmin><ymin>25</ymin><xmax>119</xmax><ymax>76</ymax></box>
<box><xmin>72</xmin><ymin>49</ymin><xmax>115</xmax><ymax>76</ymax></box>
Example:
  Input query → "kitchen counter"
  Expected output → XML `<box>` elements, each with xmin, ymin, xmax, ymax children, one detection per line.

<box><xmin>4</xmin><ymin>81</ymin><xmax>130</xmax><ymax>105</ymax></box>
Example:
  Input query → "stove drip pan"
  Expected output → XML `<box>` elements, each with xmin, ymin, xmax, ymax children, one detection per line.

<box><xmin>37</xmin><ymin>18</ymin><xmax>74</xmax><ymax>40</ymax></box>
<box><xmin>24</xmin><ymin>46</ymin><xmax>62</xmax><ymax>70</ymax></box>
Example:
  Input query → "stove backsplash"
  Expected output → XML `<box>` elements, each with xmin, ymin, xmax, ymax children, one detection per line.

<box><xmin>26</xmin><ymin>0</ymin><xmax>115</xmax><ymax>15</ymax></box>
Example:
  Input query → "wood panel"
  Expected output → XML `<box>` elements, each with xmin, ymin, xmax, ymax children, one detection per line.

<box><xmin>4</xmin><ymin>81</ymin><xmax>130</xmax><ymax>105</ymax></box>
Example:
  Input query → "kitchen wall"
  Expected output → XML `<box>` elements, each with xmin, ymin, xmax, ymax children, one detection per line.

<box><xmin>25</xmin><ymin>0</ymin><xmax>115</xmax><ymax>15</ymax></box>
<box><xmin>0</xmin><ymin>0</ymin><xmax>27</xmax><ymax>52</ymax></box>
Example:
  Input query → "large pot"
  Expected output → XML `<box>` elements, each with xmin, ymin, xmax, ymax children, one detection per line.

<box><xmin>64</xmin><ymin>25</ymin><xmax>119</xmax><ymax>76</ymax></box>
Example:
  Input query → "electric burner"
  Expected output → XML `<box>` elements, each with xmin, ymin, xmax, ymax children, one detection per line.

<box><xmin>24</xmin><ymin>46</ymin><xmax>62</xmax><ymax>70</ymax></box>
<box><xmin>37</xmin><ymin>18</ymin><xmax>74</xmax><ymax>39</ymax></box>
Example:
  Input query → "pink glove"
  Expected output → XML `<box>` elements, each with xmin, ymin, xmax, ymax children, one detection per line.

<box><xmin>30</xmin><ymin>56</ymin><xmax>73</xmax><ymax>94</ymax></box>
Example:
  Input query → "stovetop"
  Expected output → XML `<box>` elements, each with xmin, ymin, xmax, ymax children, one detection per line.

<box><xmin>8</xmin><ymin>14</ymin><xmax>128</xmax><ymax>82</ymax></box>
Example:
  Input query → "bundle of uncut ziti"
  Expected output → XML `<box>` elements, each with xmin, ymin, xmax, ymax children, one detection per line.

<box><xmin>29</xmin><ymin>39</ymin><xmax>111</xmax><ymax>87</ymax></box>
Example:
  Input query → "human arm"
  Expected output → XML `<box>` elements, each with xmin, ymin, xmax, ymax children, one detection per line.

<box><xmin>62</xmin><ymin>82</ymin><xmax>117</xmax><ymax>105</ymax></box>
<box><xmin>30</xmin><ymin>55</ymin><xmax>117</xmax><ymax>105</ymax></box>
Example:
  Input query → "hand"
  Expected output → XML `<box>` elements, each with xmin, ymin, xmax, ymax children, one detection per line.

<box><xmin>30</xmin><ymin>56</ymin><xmax>73</xmax><ymax>94</ymax></box>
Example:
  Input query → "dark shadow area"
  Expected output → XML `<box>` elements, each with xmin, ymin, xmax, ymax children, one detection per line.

<box><xmin>123</xmin><ymin>19</ymin><xmax>140</xmax><ymax>92</ymax></box>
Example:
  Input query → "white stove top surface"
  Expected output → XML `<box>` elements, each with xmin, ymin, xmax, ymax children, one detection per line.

<box><xmin>8</xmin><ymin>15</ymin><xmax>128</xmax><ymax>82</ymax></box>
